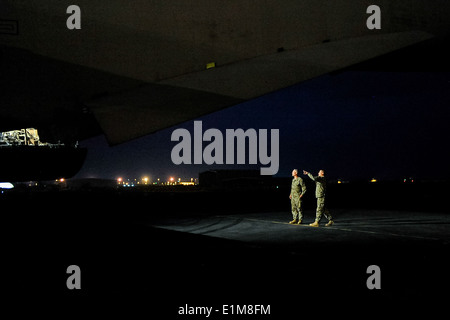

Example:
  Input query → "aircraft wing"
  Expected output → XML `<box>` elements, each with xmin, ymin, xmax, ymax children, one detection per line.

<box><xmin>88</xmin><ymin>31</ymin><xmax>432</xmax><ymax>144</ymax></box>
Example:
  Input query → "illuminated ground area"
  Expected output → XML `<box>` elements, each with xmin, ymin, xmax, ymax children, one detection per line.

<box><xmin>149</xmin><ymin>209</ymin><xmax>450</xmax><ymax>315</ymax></box>
<box><xmin>152</xmin><ymin>210</ymin><xmax>450</xmax><ymax>246</ymax></box>
<box><xmin>4</xmin><ymin>190</ymin><xmax>449</xmax><ymax>316</ymax></box>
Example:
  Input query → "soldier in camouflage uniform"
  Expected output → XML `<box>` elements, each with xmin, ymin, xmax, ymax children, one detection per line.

<box><xmin>303</xmin><ymin>169</ymin><xmax>334</xmax><ymax>227</ymax></box>
<box><xmin>289</xmin><ymin>169</ymin><xmax>307</xmax><ymax>224</ymax></box>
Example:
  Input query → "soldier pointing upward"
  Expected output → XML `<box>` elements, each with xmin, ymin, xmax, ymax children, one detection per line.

<box><xmin>303</xmin><ymin>169</ymin><xmax>334</xmax><ymax>227</ymax></box>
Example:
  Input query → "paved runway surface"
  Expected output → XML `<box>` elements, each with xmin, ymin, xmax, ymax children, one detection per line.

<box><xmin>147</xmin><ymin>209</ymin><xmax>450</xmax><ymax>315</ymax></box>
<box><xmin>152</xmin><ymin>209</ymin><xmax>450</xmax><ymax>246</ymax></box>
<box><xmin>5</xmin><ymin>189</ymin><xmax>449</xmax><ymax>317</ymax></box>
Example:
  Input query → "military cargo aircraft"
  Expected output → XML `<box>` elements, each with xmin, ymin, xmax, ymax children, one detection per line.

<box><xmin>1</xmin><ymin>1</ymin><xmax>449</xmax><ymax>180</ymax></box>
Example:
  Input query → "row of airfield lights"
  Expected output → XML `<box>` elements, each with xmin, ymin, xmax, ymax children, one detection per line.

<box><xmin>1</xmin><ymin>176</ymin><xmax>416</xmax><ymax>190</ymax></box>
<box><xmin>116</xmin><ymin>177</ymin><xmax>414</xmax><ymax>187</ymax></box>
<box><xmin>117</xmin><ymin>177</ymin><xmax>196</xmax><ymax>187</ymax></box>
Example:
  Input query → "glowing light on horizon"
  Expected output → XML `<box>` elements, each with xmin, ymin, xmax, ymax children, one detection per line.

<box><xmin>0</xmin><ymin>182</ymin><xmax>14</xmax><ymax>189</ymax></box>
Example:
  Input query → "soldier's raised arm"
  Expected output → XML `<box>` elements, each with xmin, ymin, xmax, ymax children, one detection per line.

<box><xmin>306</xmin><ymin>172</ymin><xmax>319</xmax><ymax>182</ymax></box>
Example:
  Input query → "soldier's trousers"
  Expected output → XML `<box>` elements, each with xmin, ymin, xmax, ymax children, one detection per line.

<box><xmin>315</xmin><ymin>197</ymin><xmax>332</xmax><ymax>222</ymax></box>
<box><xmin>291</xmin><ymin>195</ymin><xmax>303</xmax><ymax>221</ymax></box>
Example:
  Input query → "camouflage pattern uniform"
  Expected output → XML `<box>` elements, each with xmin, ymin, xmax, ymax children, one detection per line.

<box><xmin>307</xmin><ymin>173</ymin><xmax>332</xmax><ymax>223</ymax></box>
<box><xmin>291</xmin><ymin>177</ymin><xmax>307</xmax><ymax>221</ymax></box>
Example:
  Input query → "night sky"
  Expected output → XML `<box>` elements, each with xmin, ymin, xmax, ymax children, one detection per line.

<box><xmin>75</xmin><ymin>70</ymin><xmax>450</xmax><ymax>182</ymax></box>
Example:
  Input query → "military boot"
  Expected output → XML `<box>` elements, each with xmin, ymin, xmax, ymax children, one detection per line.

<box><xmin>289</xmin><ymin>219</ymin><xmax>298</xmax><ymax>224</ymax></box>
<box><xmin>309</xmin><ymin>221</ymin><xmax>319</xmax><ymax>227</ymax></box>
<box><xmin>325</xmin><ymin>220</ymin><xmax>334</xmax><ymax>227</ymax></box>
<box><xmin>297</xmin><ymin>220</ymin><xmax>302</xmax><ymax>225</ymax></box>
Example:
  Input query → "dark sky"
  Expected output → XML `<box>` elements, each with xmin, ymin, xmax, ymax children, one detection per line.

<box><xmin>75</xmin><ymin>70</ymin><xmax>450</xmax><ymax>181</ymax></box>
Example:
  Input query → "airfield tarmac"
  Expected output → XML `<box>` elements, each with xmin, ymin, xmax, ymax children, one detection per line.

<box><xmin>151</xmin><ymin>209</ymin><xmax>450</xmax><ymax>246</ymax></box>
<box><xmin>4</xmin><ymin>190</ymin><xmax>449</xmax><ymax>316</ymax></box>
<box><xmin>148</xmin><ymin>209</ymin><xmax>450</xmax><ymax>313</ymax></box>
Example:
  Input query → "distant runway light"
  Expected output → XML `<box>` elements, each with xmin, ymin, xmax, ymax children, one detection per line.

<box><xmin>0</xmin><ymin>182</ymin><xmax>14</xmax><ymax>189</ymax></box>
